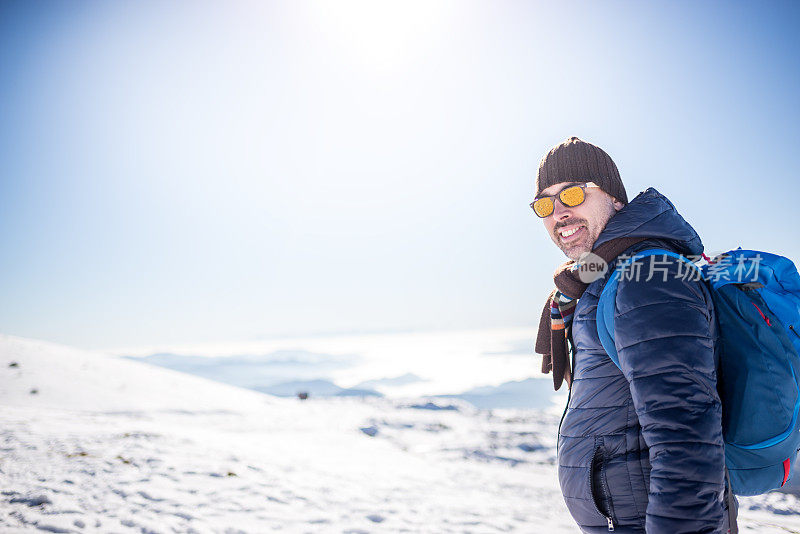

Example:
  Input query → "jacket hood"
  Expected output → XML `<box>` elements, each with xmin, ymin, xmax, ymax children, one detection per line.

<box><xmin>592</xmin><ymin>187</ymin><xmax>704</xmax><ymax>256</ymax></box>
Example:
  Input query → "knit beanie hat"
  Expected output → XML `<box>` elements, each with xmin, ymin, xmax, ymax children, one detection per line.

<box><xmin>536</xmin><ymin>137</ymin><xmax>628</xmax><ymax>204</ymax></box>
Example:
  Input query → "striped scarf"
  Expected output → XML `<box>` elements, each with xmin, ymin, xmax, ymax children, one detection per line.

<box><xmin>535</xmin><ymin>237</ymin><xmax>646</xmax><ymax>391</ymax></box>
<box><xmin>550</xmin><ymin>291</ymin><xmax>577</xmax><ymax>332</ymax></box>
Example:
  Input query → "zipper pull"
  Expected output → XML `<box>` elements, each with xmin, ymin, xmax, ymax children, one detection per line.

<box><xmin>607</xmin><ymin>517</ymin><xmax>615</xmax><ymax>531</ymax></box>
<box><xmin>790</xmin><ymin>325</ymin><xmax>800</xmax><ymax>339</ymax></box>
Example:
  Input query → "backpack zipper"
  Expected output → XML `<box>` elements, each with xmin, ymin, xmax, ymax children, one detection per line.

<box><xmin>790</xmin><ymin>325</ymin><xmax>800</xmax><ymax>340</ymax></box>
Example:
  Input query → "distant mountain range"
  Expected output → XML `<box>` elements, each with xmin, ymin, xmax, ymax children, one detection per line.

<box><xmin>354</xmin><ymin>373</ymin><xmax>424</xmax><ymax>390</ymax></box>
<box><xmin>254</xmin><ymin>379</ymin><xmax>382</xmax><ymax>398</ymax></box>
<box><xmin>126</xmin><ymin>352</ymin><xmax>563</xmax><ymax>409</ymax></box>
<box><xmin>436</xmin><ymin>378</ymin><xmax>563</xmax><ymax>410</ymax></box>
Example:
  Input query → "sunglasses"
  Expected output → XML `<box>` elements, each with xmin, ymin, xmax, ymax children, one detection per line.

<box><xmin>530</xmin><ymin>182</ymin><xmax>600</xmax><ymax>218</ymax></box>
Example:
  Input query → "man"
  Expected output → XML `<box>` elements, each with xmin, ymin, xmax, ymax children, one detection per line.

<box><xmin>533</xmin><ymin>137</ymin><xmax>736</xmax><ymax>533</ymax></box>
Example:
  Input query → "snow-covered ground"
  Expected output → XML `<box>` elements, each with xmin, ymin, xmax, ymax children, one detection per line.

<box><xmin>1</xmin><ymin>334</ymin><xmax>798</xmax><ymax>533</ymax></box>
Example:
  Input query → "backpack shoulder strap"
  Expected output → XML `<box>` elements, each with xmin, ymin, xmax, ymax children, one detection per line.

<box><xmin>596</xmin><ymin>248</ymin><xmax>699</xmax><ymax>369</ymax></box>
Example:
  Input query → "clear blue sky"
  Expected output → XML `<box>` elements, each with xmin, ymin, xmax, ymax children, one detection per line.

<box><xmin>2</xmin><ymin>0</ymin><xmax>799</xmax><ymax>349</ymax></box>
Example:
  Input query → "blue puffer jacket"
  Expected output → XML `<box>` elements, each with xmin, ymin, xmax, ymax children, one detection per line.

<box><xmin>557</xmin><ymin>188</ymin><xmax>727</xmax><ymax>533</ymax></box>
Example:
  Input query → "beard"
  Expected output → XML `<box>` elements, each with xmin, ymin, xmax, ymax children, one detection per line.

<box><xmin>547</xmin><ymin>196</ymin><xmax>621</xmax><ymax>260</ymax></box>
<box><xmin>552</xmin><ymin>218</ymin><xmax>594</xmax><ymax>260</ymax></box>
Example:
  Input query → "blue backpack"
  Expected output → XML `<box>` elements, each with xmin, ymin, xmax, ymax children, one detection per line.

<box><xmin>596</xmin><ymin>248</ymin><xmax>800</xmax><ymax>496</ymax></box>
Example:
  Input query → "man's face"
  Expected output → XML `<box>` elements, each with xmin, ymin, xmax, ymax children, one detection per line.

<box><xmin>539</xmin><ymin>182</ymin><xmax>624</xmax><ymax>260</ymax></box>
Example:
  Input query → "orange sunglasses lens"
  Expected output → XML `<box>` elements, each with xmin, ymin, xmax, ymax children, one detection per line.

<box><xmin>532</xmin><ymin>197</ymin><xmax>554</xmax><ymax>217</ymax></box>
<box><xmin>559</xmin><ymin>185</ymin><xmax>586</xmax><ymax>207</ymax></box>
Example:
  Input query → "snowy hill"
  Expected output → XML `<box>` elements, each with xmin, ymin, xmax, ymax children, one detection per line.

<box><xmin>0</xmin><ymin>334</ymin><xmax>273</xmax><ymax>412</ymax></box>
<box><xmin>1</xmin><ymin>334</ymin><xmax>798</xmax><ymax>533</ymax></box>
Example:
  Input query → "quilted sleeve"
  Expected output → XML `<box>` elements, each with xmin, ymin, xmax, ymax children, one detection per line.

<box><xmin>614</xmin><ymin>253</ymin><xmax>725</xmax><ymax>534</ymax></box>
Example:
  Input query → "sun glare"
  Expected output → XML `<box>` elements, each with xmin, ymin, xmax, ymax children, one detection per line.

<box><xmin>305</xmin><ymin>0</ymin><xmax>450</xmax><ymax>72</ymax></box>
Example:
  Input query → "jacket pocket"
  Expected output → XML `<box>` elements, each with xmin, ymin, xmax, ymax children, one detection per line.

<box><xmin>590</xmin><ymin>444</ymin><xmax>616</xmax><ymax>530</ymax></box>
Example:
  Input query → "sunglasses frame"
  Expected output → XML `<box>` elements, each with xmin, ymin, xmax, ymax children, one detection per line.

<box><xmin>530</xmin><ymin>182</ymin><xmax>600</xmax><ymax>218</ymax></box>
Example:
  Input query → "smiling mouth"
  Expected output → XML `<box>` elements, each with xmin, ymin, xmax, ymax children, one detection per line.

<box><xmin>557</xmin><ymin>225</ymin><xmax>586</xmax><ymax>243</ymax></box>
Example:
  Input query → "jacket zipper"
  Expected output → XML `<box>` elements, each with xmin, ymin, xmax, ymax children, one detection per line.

<box><xmin>556</xmin><ymin>388</ymin><xmax>571</xmax><ymax>454</ymax></box>
<box><xmin>590</xmin><ymin>447</ymin><xmax>615</xmax><ymax>531</ymax></box>
<box><xmin>600</xmin><ymin>475</ymin><xmax>615</xmax><ymax>532</ymax></box>
<box><xmin>556</xmin><ymin>338</ymin><xmax>576</xmax><ymax>453</ymax></box>
<box><xmin>599</xmin><ymin>466</ymin><xmax>615</xmax><ymax>531</ymax></box>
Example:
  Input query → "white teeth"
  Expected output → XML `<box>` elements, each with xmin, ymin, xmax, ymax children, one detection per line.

<box><xmin>560</xmin><ymin>226</ymin><xmax>581</xmax><ymax>238</ymax></box>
